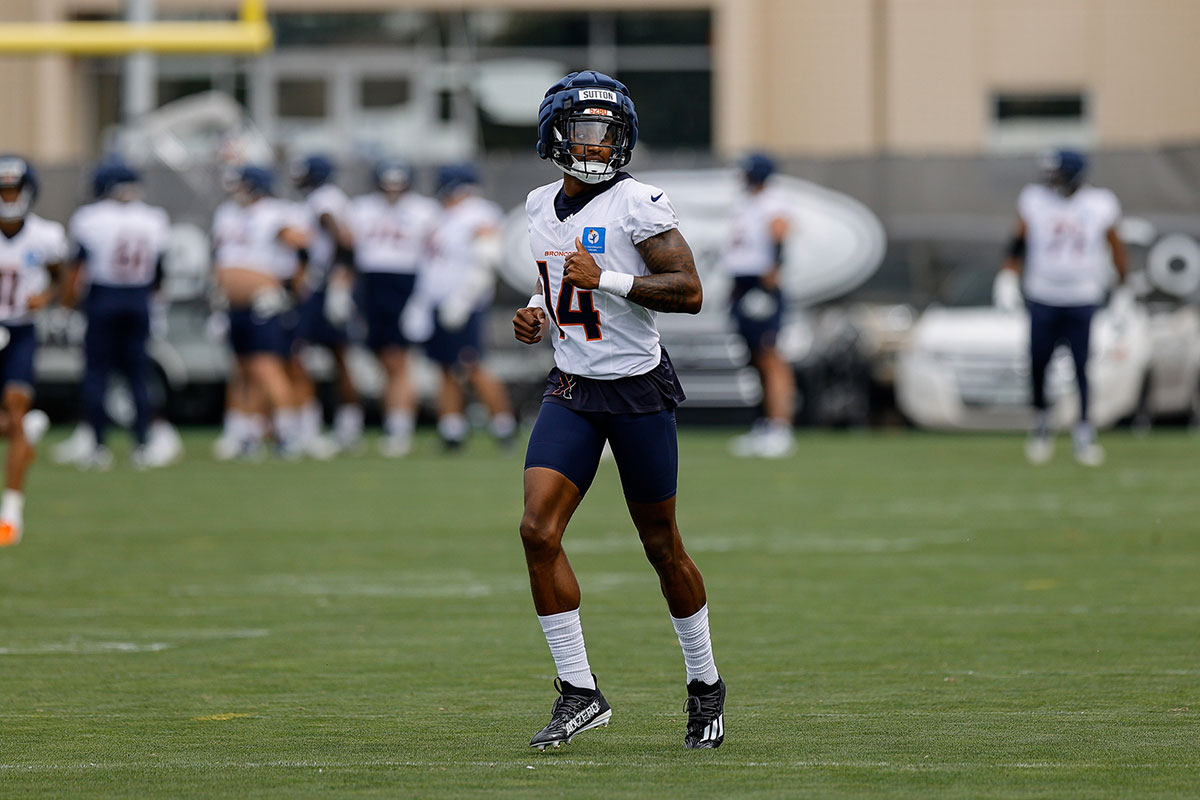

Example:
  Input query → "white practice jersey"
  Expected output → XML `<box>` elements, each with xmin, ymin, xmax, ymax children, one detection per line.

<box><xmin>302</xmin><ymin>183</ymin><xmax>349</xmax><ymax>289</ymax></box>
<box><xmin>0</xmin><ymin>214</ymin><xmax>67</xmax><ymax>325</ymax></box>
<box><xmin>526</xmin><ymin>175</ymin><xmax>679</xmax><ymax>380</ymax></box>
<box><xmin>1018</xmin><ymin>183</ymin><xmax>1121</xmax><ymax>306</ymax></box>
<box><xmin>723</xmin><ymin>185</ymin><xmax>791</xmax><ymax>277</ymax></box>
<box><xmin>421</xmin><ymin>195</ymin><xmax>504</xmax><ymax>307</ymax></box>
<box><xmin>212</xmin><ymin>197</ymin><xmax>304</xmax><ymax>280</ymax></box>
<box><xmin>69</xmin><ymin>198</ymin><xmax>170</xmax><ymax>289</ymax></box>
<box><xmin>348</xmin><ymin>191</ymin><xmax>439</xmax><ymax>275</ymax></box>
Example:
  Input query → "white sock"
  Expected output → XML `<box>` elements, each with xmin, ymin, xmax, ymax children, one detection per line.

<box><xmin>1034</xmin><ymin>409</ymin><xmax>1051</xmax><ymax>437</ymax></box>
<box><xmin>437</xmin><ymin>413</ymin><xmax>468</xmax><ymax>443</ymax></box>
<box><xmin>335</xmin><ymin>404</ymin><xmax>363</xmax><ymax>442</ymax></box>
<box><xmin>538</xmin><ymin>609</ymin><xmax>595</xmax><ymax>689</ymax></box>
<box><xmin>222</xmin><ymin>410</ymin><xmax>244</xmax><ymax>440</ymax></box>
<box><xmin>385</xmin><ymin>410</ymin><xmax>415</xmax><ymax>441</ymax></box>
<box><xmin>1</xmin><ymin>489</ymin><xmax>24</xmax><ymax>524</ymax></box>
<box><xmin>671</xmin><ymin>604</ymin><xmax>720</xmax><ymax>685</ymax></box>
<box><xmin>246</xmin><ymin>414</ymin><xmax>267</xmax><ymax>444</ymax></box>
<box><xmin>301</xmin><ymin>401</ymin><xmax>322</xmax><ymax>440</ymax></box>
<box><xmin>490</xmin><ymin>412</ymin><xmax>517</xmax><ymax>439</ymax></box>
<box><xmin>274</xmin><ymin>409</ymin><xmax>301</xmax><ymax>446</ymax></box>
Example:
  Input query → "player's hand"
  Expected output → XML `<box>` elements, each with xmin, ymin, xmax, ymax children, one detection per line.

<box><xmin>563</xmin><ymin>237</ymin><xmax>601</xmax><ymax>290</ymax></box>
<box><xmin>760</xmin><ymin>269</ymin><xmax>780</xmax><ymax>292</ymax></box>
<box><xmin>513</xmin><ymin>306</ymin><xmax>547</xmax><ymax>344</ymax></box>
<box><xmin>26</xmin><ymin>291</ymin><xmax>52</xmax><ymax>311</ymax></box>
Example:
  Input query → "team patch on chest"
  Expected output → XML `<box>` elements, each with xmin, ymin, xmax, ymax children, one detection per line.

<box><xmin>582</xmin><ymin>227</ymin><xmax>606</xmax><ymax>254</ymax></box>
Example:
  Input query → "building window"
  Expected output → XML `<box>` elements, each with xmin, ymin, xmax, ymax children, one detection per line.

<box><xmin>277</xmin><ymin>78</ymin><xmax>326</xmax><ymax>119</ymax></box>
<box><xmin>988</xmin><ymin>91</ymin><xmax>1090</xmax><ymax>153</ymax></box>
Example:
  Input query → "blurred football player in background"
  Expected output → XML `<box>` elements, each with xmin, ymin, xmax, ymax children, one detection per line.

<box><xmin>0</xmin><ymin>156</ymin><xmax>60</xmax><ymax>545</ymax></box>
<box><xmin>999</xmin><ymin>149</ymin><xmax>1127</xmax><ymax>466</ymax></box>
<box><xmin>346</xmin><ymin>159</ymin><xmax>438</xmax><ymax>457</ymax></box>
<box><xmin>722</xmin><ymin>153</ymin><xmax>796</xmax><ymax>458</ymax></box>
<box><xmin>210</xmin><ymin>164</ymin><xmax>311</xmax><ymax>459</ymax></box>
<box><xmin>58</xmin><ymin>158</ymin><xmax>181</xmax><ymax>470</ymax></box>
<box><xmin>407</xmin><ymin>164</ymin><xmax>515</xmax><ymax>451</ymax></box>
<box><xmin>513</xmin><ymin>71</ymin><xmax>724</xmax><ymax>750</ymax></box>
<box><xmin>291</xmin><ymin>155</ymin><xmax>362</xmax><ymax>452</ymax></box>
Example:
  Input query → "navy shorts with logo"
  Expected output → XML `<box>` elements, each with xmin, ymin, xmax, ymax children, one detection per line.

<box><xmin>361</xmin><ymin>272</ymin><xmax>417</xmax><ymax>352</ymax></box>
<box><xmin>730</xmin><ymin>275</ymin><xmax>784</xmax><ymax>351</ymax></box>
<box><xmin>228</xmin><ymin>307</ymin><xmax>289</xmax><ymax>357</ymax></box>
<box><xmin>424</xmin><ymin>309</ymin><xmax>485</xmax><ymax>367</ymax></box>
<box><xmin>0</xmin><ymin>323</ymin><xmax>37</xmax><ymax>393</ymax></box>
<box><xmin>297</xmin><ymin>289</ymin><xmax>348</xmax><ymax>349</ymax></box>
<box><xmin>524</xmin><ymin>349</ymin><xmax>686</xmax><ymax>503</ymax></box>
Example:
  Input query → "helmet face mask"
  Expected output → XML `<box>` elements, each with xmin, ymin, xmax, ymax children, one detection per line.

<box><xmin>373</xmin><ymin>160</ymin><xmax>412</xmax><ymax>199</ymax></box>
<box><xmin>538</xmin><ymin>71</ymin><xmax>639</xmax><ymax>185</ymax></box>
<box><xmin>0</xmin><ymin>156</ymin><xmax>36</xmax><ymax>223</ymax></box>
<box><xmin>551</xmin><ymin>107</ymin><xmax>632</xmax><ymax>184</ymax></box>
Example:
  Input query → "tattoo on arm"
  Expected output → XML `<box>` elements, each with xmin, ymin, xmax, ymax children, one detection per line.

<box><xmin>629</xmin><ymin>228</ymin><xmax>703</xmax><ymax>314</ymax></box>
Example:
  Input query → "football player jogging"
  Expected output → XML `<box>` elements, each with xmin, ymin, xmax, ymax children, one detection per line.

<box><xmin>513</xmin><ymin>72</ymin><xmax>725</xmax><ymax>750</ymax></box>
<box><xmin>62</xmin><ymin>159</ymin><xmax>175</xmax><ymax>469</ymax></box>
<box><xmin>291</xmin><ymin>155</ymin><xmax>362</xmax><ymax>451</ymax></box>
<box><xmin>723</xmin><ymin>153</ymin><xmax>796</xmax><ymax>458</ymax></box>
<box><xmin>211</xmin><ymin>165</ymin><xmax>310</xmax><ymax>458</ymax></box>
<box><xmin>346</xmin><ymin>160</ymin><xmax>439</xmax><ymax>457</ymax></box>
<box><xmin>999</xmin><ymin>149</ymin><xmax>1127</xmax><ymax>466</ymax></box>
<box><xmin>411</xmin><ymin>164</ymin><xmax>515</xmax><ymax>450</ymax></box>
<box><xmin>0</xmin><ymin>156</ymin><xmax>60</xmax><ymax>546</ymax></box>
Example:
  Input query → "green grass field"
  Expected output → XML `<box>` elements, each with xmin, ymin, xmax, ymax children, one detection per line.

<box><xmin>2</xmin><ymin>428</ymin><xmax>1198</xmax><ymax>798</ymax></box>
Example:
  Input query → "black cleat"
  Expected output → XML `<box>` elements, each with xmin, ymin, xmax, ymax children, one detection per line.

<box><xmin>684</xmin><ymin>677</ymin><xmax>725</xmax><ymax>749</ymax></box>
<box><xmin>529</xmin><ymin>677</ymin><xmax>612</xmax><ymax>751</ymax></box>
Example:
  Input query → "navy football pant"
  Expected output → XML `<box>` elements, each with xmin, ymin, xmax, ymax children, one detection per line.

<box><xmin>1028</xmin><ymin>300</ymin><xmax>1096</xmax><ymax>420</ymax></box>
<box><xmin>525</xmin><ymin>402</ymin><xmax>679</xmax><ymax>504</ymax></box>
<box><xmin>83</xmin><ymin>289</ymin><xmax>152</xmax><ymax>446</ymax></box>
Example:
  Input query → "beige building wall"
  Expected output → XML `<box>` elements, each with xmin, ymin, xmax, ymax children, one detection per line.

<box><xmin>718</xmin><ymin>0</ymin><xmax>877</xmax><ymax>157</ymax></box>
<box><xmin>3</xmin><ymin>0</ymin><xmax>1200</xmax><ymax>162</ymax></box>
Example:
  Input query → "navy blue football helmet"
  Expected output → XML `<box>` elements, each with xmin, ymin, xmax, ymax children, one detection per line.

<box><xmin>237</xmin><ymin>164</ymin><xmax>276</xmax><ymax>197</ymax></box>
<box><xmin>373</xmin><ymin>159</ymin><xmax>413</xmax><ymax>194</ymax></box>
<box><xmin>537</xmin><ymin>70</ymin><xmax>638</xmax><ymax>184</ymax></box>
<box><xmin>91</xmin><ymin>157</ymin><xmax>141</xmax><ymax>199</ymax></box>
<box><xmin>0</xmin><ymin>155</ymin><xmax>38</xmax><ymax>222</ymax></box>
<box><xmin>291</xmin><ymin>154</ymin><xmax>335</xmax><ymax>191</ymax></box>
<box><xmin>1040</xmin><ymin>148</ymin><xmax>1087</xmax><ymax>195</ymax></box>
<box><xmin>436</xmin><ymin>163</ymin><xmax>479</xmax><ymax>199</ymax></box>
<box><xmin>742</xmin><ymin>153</ymin><xmax>775</xmax><ymax>187</ymax></box>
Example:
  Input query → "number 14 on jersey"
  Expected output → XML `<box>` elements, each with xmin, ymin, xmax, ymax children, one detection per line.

<box><xmin>537</xmin><ymin>260</ymin><xmax>603</xmax><ymax>341</ymax></box>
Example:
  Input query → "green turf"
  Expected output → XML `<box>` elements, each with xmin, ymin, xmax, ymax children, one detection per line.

<box><xmin>1</xmin><ymin>428</ymin><xmax>1198</xmax><ymax>798</ymax></box>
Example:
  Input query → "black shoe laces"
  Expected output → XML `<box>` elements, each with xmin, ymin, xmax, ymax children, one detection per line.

<box><xmin>548</xmin><ymin>678</ymin><xmax>598</xmax><ymax>729</ymax></box>
<box><xmin>684</xmin><ymin>690</ymin><xmax>722</xmax><ymax>726</ymax></box>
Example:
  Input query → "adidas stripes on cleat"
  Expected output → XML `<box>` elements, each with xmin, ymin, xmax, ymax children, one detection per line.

<box><xmin>529</xmin><ymin>677</ymin><xmax>612</xmax><ymax>751</ymax></box>
<box><xmin>684</xmin><ymin>677</ymin><xmax>726</xmax><ymax>749</ymax></box>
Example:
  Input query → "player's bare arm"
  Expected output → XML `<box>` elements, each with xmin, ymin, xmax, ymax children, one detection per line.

<box><xmin>630</xmin><ymin>229</ymin><xmax>703</xmax><ymax>314</ymax></box>
<box><xmin>27</xmin><ymin>260</ymin><xmax>62</xmax><ymax>311</ymax></box>
<box><xmin>1003</xmin><ymin>217</ymin><xmax>1028</xmax><ymax>276</ymax></box>
<box><xmin>761</xmin><ymin>215</ymin><xmax>789</xmax><ymax>291</ymax></box>
<box><xmin>1106</xmin><ymin>226</ymin><xmax>1128</xmax><ymax>282</ymax></box>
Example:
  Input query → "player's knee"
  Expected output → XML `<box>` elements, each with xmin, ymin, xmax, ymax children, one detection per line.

<box><xmin>638</xmin><ymin>523</ymin><xmax>680</xmax><ymax>567</ymax></box>
<box><xmin>519</xmin><ymin>514</ymin><xmax>563</xmax><ymax>557</ymax></box>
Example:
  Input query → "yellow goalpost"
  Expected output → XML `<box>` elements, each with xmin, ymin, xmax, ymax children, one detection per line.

<box><xmin>0</xmin><ymin>0</ymin><xmax>272</xmax><ymax>55</ymax></box>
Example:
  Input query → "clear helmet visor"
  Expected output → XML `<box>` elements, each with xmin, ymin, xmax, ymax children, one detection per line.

<box><xmin>555</xmin><ymin>108</ymin><xmax>627</xmax><ymax>184</ymax></box>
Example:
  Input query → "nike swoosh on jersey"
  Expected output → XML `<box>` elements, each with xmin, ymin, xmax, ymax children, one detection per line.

<box><xmin>650</xmin><ymin>192</ymin><xmax>663</xmax><ymax>202</ymax></box>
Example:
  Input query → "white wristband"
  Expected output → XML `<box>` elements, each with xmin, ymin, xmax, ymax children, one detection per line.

<box><xmin>597</xmin><ymin>270</ymin><xmax>635</xmax><ymax>298</ymax></box>
<box><xmin>527</xmin><ymin>293</ymin><xmax>547</xmax><ymax>312</ymax></box>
